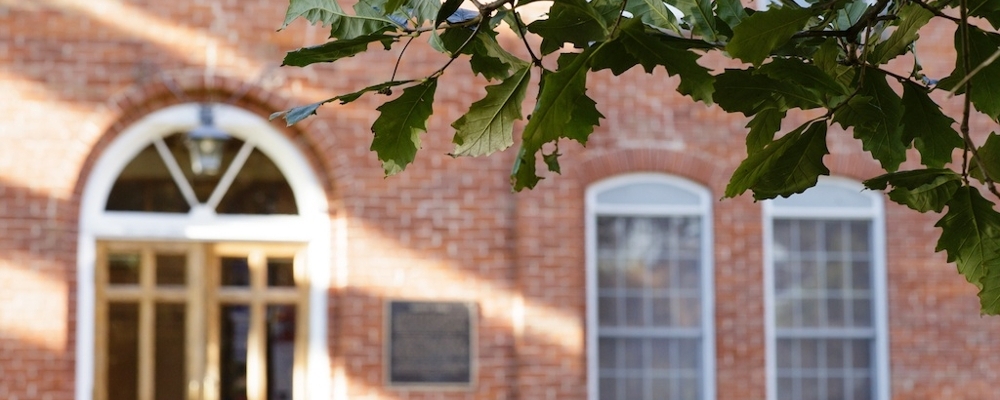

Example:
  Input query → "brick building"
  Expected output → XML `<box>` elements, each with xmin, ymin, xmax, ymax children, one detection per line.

<box><xmin>1</xmin><ymin>1</ymin><xmax>998</xmax><ymax>400</ymax></box>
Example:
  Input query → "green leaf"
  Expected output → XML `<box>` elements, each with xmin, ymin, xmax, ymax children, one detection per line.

<box><xmin>725</xmin><ymin>121</ymin><xmax>825</xmax><ymax>198</ymax></box>
<box><xmin>971</xmin><ymin>132</ymin><xmax>1000</xmax><ymax>183</ymax></box>
<box><xmin>406</xmin><ymin>0</ymin><xmax>441</xmax><ymax>26</ymax></box>
<box><xmin>280</xmin><ymin>0</ymin><xmax>347</xmax><ymax>29</ymax></box>
<box><xmin>513</xmin><ymin>47</ymin><xmax>603</xmax><ymax>189</ymax></box>
<box><xmin>940</xmin><ymin>27</ymin><xmax>1000</xmax><ymax>120</ymax></box>
<box><xmin>726</xmin><ymin>7</ymin><xmax>814</xmax><ymax>66</ymax></box>
<box><xmin>714</xmin><ymin>68</ymin><xmax>822</xmax><ymax>115</ymax></box>
<box><xmin>868</xmin><ymin>3</ymin><xmax>932</xmax><ymax>65</ymax></box>
<box><xmin>625</xmin><ymin>0</ymin><xmax>681</xmax><ymax>32</ymax></box>
<box><xmin>440</xmin><ymin>26</ymin><xmax>528</xmax><ymax>80</ymax></box>
<box><xmin>716</xmin><ymin>0</ymin><xmax>749</xmax><ymax>30</ymax></box>
<box><xmin>527</xmin><ymin>0</ymin><xmax>611</xmax><ymax>54</ymax></box>
<box><xmin>618</xmin><ymin>19</ymin><xmax>715</xmax><ymax>102</ymax></box>
<box><xmin>331</xmin><ymin>0</ymin><xmax>396</xmax><ymax>39</ymax></box>
<box><xmin>543</xmin><ymin>149</ymin><xmax>562</xmax><ymax>173</ymax></box>
<box><xmin>451</xmin><ymin>66</ymin><xmax>531</xmax><ymax>157</ymax></box>
<box><xmin>979</xmin><ymin>267</ymin><xmax>1000</xmax><ymax>315</ymax></box>
<box><xmin>752</xmin><ymin>121</ymin><xmax>829</xmax><ymax>200</ymax></box>
<box><xmin>745</xmin><ymin>108</ymin><xmax>785</xmax><ymax>153</ymax></box>
<box><xmin>900</xmin><ymin>82</ymin><xmax>962</xmax><ymax>168</ymax></box>
<box><xmin>591</xmin><ymin>42</ymin><xmax>639</xmax><ymax>75</ymax></box>
<box><xmin>280</xmin><ymin>0</ymin><xmax>394</xmax><ymax>39</ymax></box>
<box><xmin>435</xmin><ymin>0</ymin><xmax>463</xmax><ymax>27</ymax></box>
<box><xmin>757</xmin><ymin>58</ymin><xmax>848</xmax><ymax>106</ymax></box>
<box><xmin>370</xmin><ymin>79</ymin><xmax>437</xmax><ymax>175</ymax></box>
<box><xmin>675</xmin><ymin>0</ymin><xmax>718</xmax><ymax>42</ymax></box>
<box><xmin>511</xmin><ymin>147</ymin><xmax>542</xmax><ymax>190</ymax></box>
<box><xmin>864</xmin><ymin>169</ymin><xmax>962</xmax><ymax>213</ymax></box>
<box><xmin>936</xmin><ymin>186</ymin><xmax>1000</xmax><ymax>287</ymax></box>
<box><xmin>282</xmin><ymin>34</ymin><xmax>396</xmax><ymax>67</ymax></box>
<box><xmin>832</xmin><ymin>71</ymin><xmax>906</xmax><ymax>172</ymax></box>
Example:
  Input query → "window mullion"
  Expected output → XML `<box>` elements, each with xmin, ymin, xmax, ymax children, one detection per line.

<box><xmin>152</xmin><ymin>138</ymin><xmax>200</xmax><ymax>208</ymax></box>
<box><xmin>205</xmin><ymin>141</ymin><xmax>255</xmax><ymax>211</ymax></box>
<box><xmin>248</xmin><ymin>251</ymin><xmax>268</xmax><ymax>400</ymax></box>
<box><xmin>138</xmin><ymin>247</ymin><xmax>156</xmax><ymax>400</ymax></box>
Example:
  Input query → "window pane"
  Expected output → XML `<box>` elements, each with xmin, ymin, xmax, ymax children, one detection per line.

<box><xmin>156</xmin><ymin>254</ymin><xmax>187</xmax><ymax>286</ymax></box>
<box><xmin>267</xmin><ymin>305</ymin><xmax>296</xmax><ymax>400</ymax></box>
<box><xmin>221</xmin><ymin>257</ymin><xmax>250</xmax><ymax>287</ymax></box>
<box><xmin>217</xmin><ymin>148</ymin><xmax>298</xmax><ymax>215</ymax></box>
<box><xmin>108</xmin><ymin>253</ymin><xmax>140</xmax><ymax>285</ymax></box>
<box><xmin>155</xmin><ymin>303</ymin><xmax>186</xmax><ymax>400</ymax></box>
<box><xmin>599</xmin><ymin>296</ymin><xmax>620</xmax><ymax>326</ymax></box>
<box><xmin>105</xmin><ymin>143</ymin><xmax>189</xmax><ymax>213</ymax></box>
<box><xmin>107</xmin><ymin>302</ymin><xmax>139</xmax><ymax>400</ymax></box>
<box><xmin>220</xmin><ymin>305</ymin><xmax>250</xmax><ymax>400</ymax></box>
<box><xmin>268</xmin><ymin>258</ymin><xmax>295</xmax><ymax>287</ymax></box>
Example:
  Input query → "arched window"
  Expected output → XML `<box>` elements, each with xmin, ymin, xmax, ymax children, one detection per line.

<box><xmin>77</xmin><ymin>103</ymin><xmax>331</xmax><ymax>400</ymax></box>
<box><xmin>764</xmin><ymin>178</ymin><xmax>890</xmax><ymax>400</ymax></box>
<box><xmin>586</xmin><ymin>174</ymin><xmax>715</xmax><ymax>400</ymax></box>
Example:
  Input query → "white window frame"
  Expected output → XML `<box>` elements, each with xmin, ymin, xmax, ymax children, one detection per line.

<box><xmin>585</xmin><ymin>173</ymin><xmax>716</xmax><ymax>400</ymax></box>
<box><xmin>76</xmin><ymin>103</ymin><xmax>333</xmax><ymax>400</ymax></box>
<box><xmin>763</xmin><ymin>177</ymin><xmax>890</xmax><ymax>400</ymax></box>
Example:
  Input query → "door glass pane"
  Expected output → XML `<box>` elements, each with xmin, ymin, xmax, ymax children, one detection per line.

<box><xmin>156</xmin><ymin>254</ymin><xmax>187</xmax><ymax>286</ymax></box>
<box><xmin>221</xmin><ymin>257</ymin><xmax>250</xmax><ymax>287</ymax></box>
<box><xmin>107</xmin><ymin>302</ymin><xmax>139</xmax><ymax>400</ymax></box>
<box><xmin>267</xmin><ymin>305</ymin><xmax>297</xmax><ymax>400</ymax></box>
<box><xmin>156</xmin><ymin>303</ymin><xmax>187</xmax><ymax>400</ymax></box>
<box><xmin>220</xmin><ymin>305</ymin><xmax>250</xmax><ymax>400</ymax></box>
<box><xmin>108</xmin><ymin>253</ymin><xmax>141</xmax><ymax>285</ymax></box>
<box><xmin>267</xmin><ymin>258</ymin><xmax>295</xmax><ymax>287</ymax></box>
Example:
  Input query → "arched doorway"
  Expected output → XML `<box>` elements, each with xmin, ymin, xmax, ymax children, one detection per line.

<box><xmin>76</xmin><ymin>103</ymin><xmax>331</xmax><ymax>400</ymax></box>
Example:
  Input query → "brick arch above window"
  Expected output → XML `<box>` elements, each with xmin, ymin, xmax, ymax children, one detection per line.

<box><xmin>570</xmin><ymin>149</ymin><xmax>730</xmax><ymax>194</ymax></box>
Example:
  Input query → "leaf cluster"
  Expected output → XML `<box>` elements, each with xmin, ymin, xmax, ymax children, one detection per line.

<box><xmin>274</xmin><ymin>0</ymin><xmax>1000</xmax><ymax>314</ymax></box>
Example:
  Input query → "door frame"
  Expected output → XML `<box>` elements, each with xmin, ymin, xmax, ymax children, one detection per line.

<box><xmin>77</xmin><ymin>103</ymin><xmax>333</xmax><ymax>400</ymax></box>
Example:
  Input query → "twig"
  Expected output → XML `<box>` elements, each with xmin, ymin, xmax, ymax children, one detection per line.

<box><xmin>511</xmin><ymin>9</ymin><xmax>541</xmax><ymax>66</ymax></box>
<box><xmin>911</xmin><ymin>0</ymin><xmax>962</xmax><ymax>23</ymax></box>
<box><xmin>390</xmin><ymin>36</ymin><xmax>416</xmax><ymax>82</ymax></box>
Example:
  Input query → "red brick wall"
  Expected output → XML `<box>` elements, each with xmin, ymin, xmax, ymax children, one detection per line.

<box><xmin>1</xmin><ymin>1</ymin><xmax>999</xmax><ymax>400</ymax></box>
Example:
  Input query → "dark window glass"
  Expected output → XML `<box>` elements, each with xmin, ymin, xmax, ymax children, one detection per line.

<box><xmin>220</xmin><ymin>305</ymin><xmax>250</xmax><ymax>400</ymax></box>
<box><xmin>267</xmin><ymin>305</ymin><xmax>297</xmax><ymax>400</ymax></box>
<box><xmin>156</xmin><ymin>254</ymin><xmax>187</xmax><ymax>286</ymax></box>
<box><xmin>155</xmin><ymin>303</ymin><xmax>186</xmax><ymax>400</ymax></box>
<box><xmin>108</xmin><ymin>253</ymin><xmax>141</xmax><ymax>285</ymax></box>
<box><xmin>217</xmin><ymin>148</ymin><xmax>297</xmax><ymax>215</ymax></box>
<box><xmin>221</xmin><ymin>257</ymin><xmax>250</xmax><ymax>287</ymax></box>
<box><xmin>107</xmin><ymin>302</ymin><xmax>139</xmax><ymax>400</ymax></box>
<box><xmin>105</xmin><ymin>143</ymin><xmax>189</xmax><ymax>213</ymax></box>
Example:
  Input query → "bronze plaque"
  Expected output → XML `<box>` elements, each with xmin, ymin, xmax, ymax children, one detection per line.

<box><xmin>387</xmin><ymin>301</ymin><xmax>475</xmax><ymax>386</ymax></box>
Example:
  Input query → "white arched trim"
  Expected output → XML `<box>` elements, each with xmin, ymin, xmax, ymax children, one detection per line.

<box><xmin>585</xmin><ymin>173</ymin><xmax>716</xmax><ymax>400</ymax></box>
<box><xmin>75</xmin><ymin>103</ymin><xmax>332</xmax><ymax>400</ymax></box>
<box><xmin>762</xmin><ymin>177</ymin><xmax>890</xmax><ymax>400</ymax></box>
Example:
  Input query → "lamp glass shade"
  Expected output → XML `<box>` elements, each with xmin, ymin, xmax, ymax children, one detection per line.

<box><xmin>186</xmin><ymin>105</ymin><xmax>229</xmax><ymax>176</ymax></box>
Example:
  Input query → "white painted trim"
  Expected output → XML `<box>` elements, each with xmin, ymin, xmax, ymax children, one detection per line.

<box><xmin>75</xmin><ymin>103</ymin><xmax>332</xmax><ymax>400</ymax></box>
<box><xmin>762</xmin><ymin>177</ymin><xmax>890</xmax><ymax>400</ymax></box>
<box><xmin>585</xmin><ymin>173</ymin><xmax>716</xmax><ymax>400</ymax></box>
